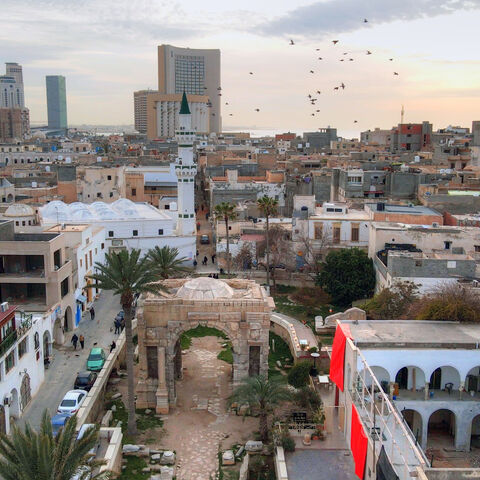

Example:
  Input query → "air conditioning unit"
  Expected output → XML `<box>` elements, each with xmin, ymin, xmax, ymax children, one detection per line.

<box><xmin>0</xmin><ymin>302</ymin><xmax>9</xmax><ymax>312</ymax></box>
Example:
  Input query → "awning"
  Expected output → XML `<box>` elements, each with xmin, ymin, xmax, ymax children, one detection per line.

<box><xmin>76</xmin><ymin>294</ymin><xmax>87</xmax><ymax>304</ymax></box>
<box><xmin>329</xmin><ymin>323</ymin><xmax>352</xmax><ymax>392</ymax></box>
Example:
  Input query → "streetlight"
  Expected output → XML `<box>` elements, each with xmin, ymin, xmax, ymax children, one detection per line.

<box><xmin>310</xmin><ymin>352</ymin><xmax>320</xmax><ymax>377</ymax></box>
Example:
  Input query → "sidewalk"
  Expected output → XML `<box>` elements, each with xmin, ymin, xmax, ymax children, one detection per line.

<box><xmin>19</xmin><ymin>290</ymin><xmax>121</xmax><ymax>430</ymax></box>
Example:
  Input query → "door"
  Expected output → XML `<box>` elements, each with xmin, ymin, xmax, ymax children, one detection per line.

<box><xmin>20</xmin><ymin>374</ymin><xmax>31</xmax><ymax>411</ymax></box>
<box><xmin>430</xmin><ymin>368</ymin><xmax>441</xmax><ymax>390</ymax></box>
<box><xmin>248</xmin><ymin>346</ymin><xmax>261</xmax><ymax>377</ymax></box>
<box><xmin>0</xmin><ymin>406</ymin><xmax>5</xmax><ymax>435</ymax></box>
<box><xmin>395</xmin><ymin>367</ymin><xmax>408</xmax><ymax>390</ymax></box>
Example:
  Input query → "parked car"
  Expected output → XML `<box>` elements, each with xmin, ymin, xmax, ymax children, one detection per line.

<box><xmin>86</xmin><ymin>347</ymin><xmax>106</xmax><ymax>372</ymax></box>
<box><xmin>51</xmin><ymin>413</ymin><xmax>71</xmax><ymax>437</ymax></box>
<box><xmin>74</xmin><ymin>371</ymin><xmax>98</xmax><ymax>392</ymax></box>
<box><xmin>77</xmin><ymin>423</ymin><xmax>100</xmax><ymax>462</ymax></box>
<box><xmin>57</xmin><ymin>390</ymin><xmax>88</xmax><ymax>415</ymax></box>
<box><xmin>200</xmin><ymin>234</ymin><xmax>210</xmax><ymax>244</ymax></box>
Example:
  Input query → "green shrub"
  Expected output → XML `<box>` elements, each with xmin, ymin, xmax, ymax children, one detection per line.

<box><xmin>287</xmin><ymin>361</ymin><xmax>311</xmax><ymax>389</ymax></box>
<box><xmin>281</xmin><ymin>435</ymin><xmax>296</xmax><ymax>452</ymax></box>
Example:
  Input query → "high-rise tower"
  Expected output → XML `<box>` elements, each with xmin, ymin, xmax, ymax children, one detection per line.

<box><xmin>46</xmin><ymin>75</ymin><xmax>68</xmax><ymax>130</ymax></box>
<box><xmin>175</xmin><ymin>91</ymin><xmax>197</xmax><ymax>236</ymax></box>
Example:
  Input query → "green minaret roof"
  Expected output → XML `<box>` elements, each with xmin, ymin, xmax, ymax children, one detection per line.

<box><xmin>179</xmin><ymin>90</ymin><xmax>191</xmax><ymax>115</ymax></box>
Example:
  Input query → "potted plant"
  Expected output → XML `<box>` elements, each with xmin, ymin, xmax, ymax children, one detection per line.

<box><xmin>312</xmin><ymin>405</ymin><xmax>325</xmax><ymax>431</ymax></box>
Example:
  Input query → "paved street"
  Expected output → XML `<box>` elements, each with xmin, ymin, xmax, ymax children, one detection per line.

<box><xmin>19</xmin><ymin>290</ymin><xmax>121</xmax><ymax>430</ymax></box>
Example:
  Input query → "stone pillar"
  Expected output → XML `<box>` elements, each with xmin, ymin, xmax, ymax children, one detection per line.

<box><xmin>421</xmin><ymin>415</ymin><xmax>429</xmax><ymax>452</ymax></box>
<box><xmin>155</xmin><ymin>347</ymin><xmax>169</xmax><ymax>414</ymax></box>
<box><xmin>459</xmin><ymin>381</ymin><xmax>465</xmax><ymax>400</ymax></box>
<box><xmin>455</xmin><ymin>413</ymin><xmax>470</xmax><ymax>451</ymax></box>
<box><xmin>389</xmin><ymin>382</ymin><xmax>395</xmax><ymax>400</ymax></box>
<box><xmin>424</xmin><ymin>382</ymin><xmax>429</xmax><ymax>401</ymax></box>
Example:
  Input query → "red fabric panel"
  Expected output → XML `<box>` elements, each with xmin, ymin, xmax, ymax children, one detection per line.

<box><xmin>329</xmin><ymin>324</ymin><xmax>352</xmax><ymax>392</ymax></box>
<box><xmin>351</xmin><ymin>404</ymin><xmax>368</xmax><ymax>479</ymax></box>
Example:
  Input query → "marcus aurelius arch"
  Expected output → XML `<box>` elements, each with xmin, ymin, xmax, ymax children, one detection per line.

<box><xmin>136</xmin><ymin>277</ymin><xmax>273</xmax><ymax>414</ymax></box>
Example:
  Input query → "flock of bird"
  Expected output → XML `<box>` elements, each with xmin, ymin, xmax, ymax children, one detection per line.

<box><xmin>207</xmin><ymin>17</ymin><xmax>401</xmax><ymax>124</ymax></box>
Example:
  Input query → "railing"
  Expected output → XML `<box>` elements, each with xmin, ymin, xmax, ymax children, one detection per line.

<box><xmin>0</xmin><ymin>329</ymin><xmax>18</xmax><ymax>357</ymax></box>
<box><xmin>349</xmin><ymin>345</ymin><xmax>429</xmax><ymax>478</ymax></box>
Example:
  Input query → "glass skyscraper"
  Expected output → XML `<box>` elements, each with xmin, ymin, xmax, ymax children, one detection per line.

<box><xmin>46</xmin><ymin>75</ymin><xmax>67</xmax><ymax>130</ymax></box>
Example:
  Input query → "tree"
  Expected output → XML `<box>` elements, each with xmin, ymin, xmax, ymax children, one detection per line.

<box><xmin>296</xmin><ymin>231</ymin><xmax>331</xmax><ymax>281</ymax></box>
<box><xmin>229</xmin><ymin>375</ymin><xmax>292</xmax><ymax>442</ymax></box>
<box><xmin>233</xmin><ymin>242</ymin><xmax>255</xmax><ymax>271</ymax></box>
<box><xmin>213</xmin><ymin>202</ymin><xmax>237</xmax><ymax>275</ymax></box>
<box><xmin>146</xmin><ymin>245</ymin><xmax>190</xmax><ymax>279</ymax></box>
<box><xmin>413</xmin><ymin>283</ymin><xmax>480</xmax><ymax>322</ymax></box>
<box><xmin>88</xmin><ymin>249</ymin><xmax>161</xmax><ymax>436</ymax></box>
<box><xmin>0</xmin><ymin>411</ymin><xmax>109</xmax><ymax>480</ymax></box>
<box><xmin>257</xmin><ymin>196</ymin><xmax>278</xmax><ymax>290</ymax></box>
<box><xmin>287</xmin><ymin>361</ymin><xmax>311</xmax><ymax>389</ymax></box>
<box><xmin>363</xmin><ymin>281</ymin><xmax>419</xmax><ymax>319</ymax></box>
<box><xmin>317</xmin><ymin>248</ymin><xmax>375</xmax><ymax>306</ymax></box>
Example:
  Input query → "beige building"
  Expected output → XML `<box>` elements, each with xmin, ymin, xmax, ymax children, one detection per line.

<box><xmin>136</xmin><ymin>277</ymin><xmax>272</xmax><ymax>413</ymax></box>
<box><xmin>76</xmin><ymin>165</ymin><xmax>126</xmax><ymax>203</ymax></box>
<box><xmin>157</xmin><ymin>44</ymin><xmax>221</xmax><ymax>133</ymax></box>
<box><xmin>0</xmin><ymin>220</ymin><xmax>75</xmax><ymax>344</ymax></box>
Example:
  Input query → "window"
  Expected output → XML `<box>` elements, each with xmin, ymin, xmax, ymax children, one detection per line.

<box><xmin>61</xmin><ymin>277</ymin><xmax>69</xmax><ymax>297</ymax></box>
<box><xmin>334</xmin><ymin>208</ymin><xmax>343</xmax><ymax>213</ymax></box>
<box><xmin>22</xmin><ymin>221</ymin><xmax>25</xmax><ymax>226</ymax></box>
<box><xmin>444</xmin><ymin>241</ymin><xmax>451</xmax><ymax>250</ymax></box>
<box><xmin>351</xmin><ymin>224</ymin><xmax>359</xmax><ymax>242</ymax></box>
<box><xmin>133</xmin><ymin>230</ymin><xmax>138</xmax><ymax>236</ymax></box>
<box><xmin>86</xmin><ymin>237</ymin><xmax>90</xmax><ymax>244</ymax></box>
<box><xmin>108</xmin><ymin>231</ymin><xmax>114</xmax><ymax>237</ymax></box>
<box><xmin>164</xmin><ymin>204</ymin><xmax>170</xmax><ymax>210</ymax></box>
<box><xmin>107</xmin><ymin>175</ymin><xmax>112</xmax><ymax>180</ymax></box>
<box><xmin>80</xmin><ymin>259</ymin><xmax>82</xmax><ymax>268</ymax></box>
<box><xmin>18</xmin><ymin>338</ymin><xmax>27</xmax><ymax>358</ymax></box>
<box><xmin>314</xmin><ymin>223</ymin><xmax>323</xmax><ymax>239</ymax></box>
<box><xmin>89</xmin><ymin>251</ymin><xmax>92</xmax><ymax>266</ymax></box>
<box><xmin>333</xmin><ymin>225</ymin><xmax>341</xmax><ymax>244</ymax></box>
<box><xmin>475</xmin><ymin>245</ymin><xmax>480</xmax><ymax>253</ymax></box>
<box><xmin>447</xmin><ymin>261</ymin><xmax>456</xmax><ymax>269</ymax></box>
<box><xmin>158</xmin><ymin>229</ymin><xmax>164</xmax><ymax>235</ymax></box>
<box><xmin>131</xmin><ymin>188</ymin><xmax>136</xmax><ymax>196</ymax></box>
<box><xmin>85</xmin><ymin>253</ymin><xmax>88</xmax><ymax>269</ymax></box>
<box><xmin>109</xmin><ymin>192</ymin><xmax>113</xmax><ymax>198</ymax></box>
<box><xmin>415</xmin><ymin>260</ymin><xmax>422</xmax><ymax>267</ymax></box>
<box><xmin>97</xmin><ymin>192</ymin><xmax>102</xmax><ymax>198</ymax></box>
<box><xmin>326</xmin><ymin>208</ymin><xmax>334</xmax><ymax>212</ymax></box>
<box><xmin>95</xmin><ymin>248</ymin><xmax>97</xmax><ymax>255</ymax></box>
<box><xmin>5</xmin><ymin>351</ymin><xmax>15</xmax><ymax>373</ymax></box>
<box><xmin>146</xmin><ymin>346</ymin><xmax>158</xmax><ymax>378</ymax></box>
<box><xmin>101</xmin><ymin>243</ymin><xmax>105</xmax><ymax>249</ymax></box>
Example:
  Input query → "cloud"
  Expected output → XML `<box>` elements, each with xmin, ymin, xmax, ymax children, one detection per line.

<box><xmin>257</xmin><ymin>0</ymin><xmax>480</xmax><ymax>38</ymax></box>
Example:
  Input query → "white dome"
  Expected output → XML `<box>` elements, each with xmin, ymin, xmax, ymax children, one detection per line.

<box><xmin>4</xmin><ymin>203</ymin><xmax>35</xmax><ymax>217</ymax></box>
<box><xmin>176</xmin><ymin>277</ymin><xmax>234</xmax><ymax>300</ymax></box>
<box><xmin>41</xmin><ymin>201</ymin><xmax>69</xmax><ymax>218</ymax></box>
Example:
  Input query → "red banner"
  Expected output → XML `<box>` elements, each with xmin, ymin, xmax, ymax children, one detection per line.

<box><xmin>329</xmin><ymin>323</ymin><xmax>352</xmax><ymax>392</ymax></box>
<box><xmin>351</xmin><ymin>404</ymin><xmax>368</xmax><ymax>479</ymax></box>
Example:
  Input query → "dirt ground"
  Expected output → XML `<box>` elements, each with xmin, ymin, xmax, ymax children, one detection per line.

<box><xmin>161</xmin><ymin>337</ymin><xmax>256</xmax><ymax>480</ymax></box>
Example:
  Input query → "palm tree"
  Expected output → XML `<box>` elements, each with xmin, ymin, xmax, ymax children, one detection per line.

<box><xmin>0</xmin><ymin>410</ymin><xmax>109</xmax><ymax>480</ymax></box>
<box><xmin>213</xmin><ymin>202</ymin><xmax>237</xmax><ymax>275</ymax></box>
<box><xmin>147</xmin><ymin>245</ymin><xmax>190</xmax><ymax>279</ymax></box>
<box><xmin>88</xmin><ymin>249</ymin><xmax>161</xmax><ymax>436</ymax></box>
<box><xmin>257</xmin><ymin>196</ymin><xmax>278</xmax><ymax>290</ymax></box>
<box><xmin>229</xmin><ymin>375</ymin><xmax>292</xmax><ymax>442</ymax></box>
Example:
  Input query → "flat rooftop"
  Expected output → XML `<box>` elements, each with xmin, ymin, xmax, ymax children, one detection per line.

<box><xmin>367</xmin><ymin>203</ymin><xmax>441</xmax><ymax>216</ymax></box>
<box><xmin>343</xmin><ymin>320</ymin><xmax>480</xmax><ymax>349</ymax></box>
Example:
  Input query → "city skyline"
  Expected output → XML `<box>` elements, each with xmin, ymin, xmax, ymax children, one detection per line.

<box><xmin>1</xmin><ymin>0</ymin><xmax>480</xmax><ymax>136</ymax></box>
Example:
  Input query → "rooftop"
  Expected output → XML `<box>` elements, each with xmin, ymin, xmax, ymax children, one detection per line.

<box><xmin>343</xmin><ymin>320</ymin><xmax>480</xmax><ymax>348</ymax></box>
<box><xmin>366</xmin><ymin>203</ymin><xmax>441</xmax><ymax>216</ymax></box>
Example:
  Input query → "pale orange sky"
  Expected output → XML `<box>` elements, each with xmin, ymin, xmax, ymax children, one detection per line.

<box><xmin>1</xmin><ymin>0</ymin><xmax>479</xmax><ymax>137</ymax></box>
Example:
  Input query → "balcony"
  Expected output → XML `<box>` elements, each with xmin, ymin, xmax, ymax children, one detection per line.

<box><xmin>0</xmin><ymin>315</ymin><xmax>31</xmax><ymax>358</ymax></box>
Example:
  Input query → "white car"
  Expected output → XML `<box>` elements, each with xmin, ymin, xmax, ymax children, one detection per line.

<box><xmin>57</xmin><ymin>389</ymin><xmax>88</xmax><ymax>415</ymax></box>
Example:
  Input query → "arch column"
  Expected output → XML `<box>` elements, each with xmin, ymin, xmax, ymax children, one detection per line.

<box><xmin>156</xmin><ymin>346</ymin><xmax>169</xmax><ymax>414</ymax></box>
<box><xmin>455</xmin><ymin>412</ymin><xmax>470</xmax><ymax>451</ymax></box>
<box><xmin>421</xmin><ymin>412</ymin><xmax>429</xmax><ymax>451</ymax></box>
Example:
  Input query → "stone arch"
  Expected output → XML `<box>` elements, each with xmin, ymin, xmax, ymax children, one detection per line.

<box><xmin>465</xmin><ymin>366</ymin><xmax>480</xmax><ymax>393</ymax></box>
<box><xmin>395</xmin><ymin>366</ymin><xmax>425</xmax><ymax>391</ymax></box>
<box><xmin>402</xmin><ymin>408</ymin><xmax>423</xmax><ymax>445</ymax></box>
<box><xmin>427</xmin><ymin>409</ymin><xmax>456</xmax><ymax>448</ymax></box>
<box><xmin>9</xmin><ymin>388</ymin><xmax>19</xmax><ymax>419</ymax></box>
<box><xmin>429</xmin><ymin>366</ymin><xmax>461</xmax><ymax>392</ymax></box>
<box><xmin>6</xmin><ymin>193</ymin><xmax>13</xmax><ymax>202</ymax></box>
<box><xmin>20</xmin><ymin>374</ymin><xmax>31</xmax><ymax>411</ymax></box>
<box><xmin>64</xmin><ymin>306</ymin><xmax>73</xmax><ymax>332</ymax></box>
<box><xmin>43</xmin><ymin>330</ymin><xmax>52</xmax><ymax>363</ymax></box>
<box><xmin>53</xmin><ymin>317</ymin><xmax>64</xmax><ymax>345</ymax></box>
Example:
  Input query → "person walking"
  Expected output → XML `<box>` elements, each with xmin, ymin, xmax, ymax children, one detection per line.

<box><xmin>110</xmin><ymin>340</ymin><xmax>116</xmax><ymax>353</ymax></box>
<box><xmin>79</xmin><ymin>334</ymin><xmax>85</xmax><ymax>350</ymax></box>
<box><xmin>114</xmin><ymin>318</ymin><xmax>121</xmax><ymax>334</ymax></box>
<box><xmin>203</xmin><ymin>256</ymin><xmax>208</xmax><ymax>266</ymax></box>
<box><xmin>71</xmin><ymin>334</ymin><xmax>79</xmax><ymax>350</ymax></box>
<box><xmin>211</xmin><ymin>254</ymin><xmax>216</xmax><ymax>264</ymax></box>
<box><xmin>89</xmin><ymin>306</ymin><xmax>95</xmax><ymax>321</ymax></box>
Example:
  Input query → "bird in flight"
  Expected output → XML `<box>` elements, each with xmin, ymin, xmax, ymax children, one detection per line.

<box><xmin>249</xmin><ymin>72</ymin><xmax>253</xmax><ymax>75</ymax></box>
<box><xmin>343</xmin><ymin>52</ymin><xmax>348</xmax><ymax>55</ymax></box>
<box><xmin>366</xmin><ymin>50</ymin><xmax>372</xmax><ymax>55</ymax></box>
<box><xmin>218</xmin><ymin>93</ymin><xmax>222</xmax><ymax>96</ymax></box>
<box><xmin>310</xmin><ymin>70</ymin><xmax>314</xmax><ymax>73</ymax></box>
<box><xmin>364</xmin><ymin>18</ymin><xmax>368</xmax><ymax>23</ymax></box>
<box><xmin>318</xmin><ymin>57</ymin><xmax>323</xmax><ymax>60</ymax></box>
<box><xmin>311</xmin><ymin>113</ymin><xmax>315</xmax><ymax>116</ymax></box>
<box><xmin>354</xmin><ymin>120</ymin><xmax>358</xmax><ymax>123</ymax></box>
<box><xmin>290</xmin><ymin>39</ymin><xmax>295</xmax><ymax>45</ymax></box>
<box><xmin>334</xmin><ymin>86</ymin><xmax>339</xmax><ymax>90</ymax></box>
<box><xmin>394</xmin><ymin>72</ymin><xmax>399</xmax><ymax>75</ymax></box>
<box><xmin>217</xmin><ymin>87</ymin><xmax>222</xmax><ymax>90</ymax></box>
<box><xmin>316</xmin><ymin>90</ymin><xmax>321</xmax><ymax>94</ymax></box>
<box><xmin>349</xmin><ymin>58</ymin><xmax>354</xmax><ymax>61</ymax></box>
<box><xmin>255</xmin><ymin>108</ymin><xmax>260</xmax><ymax>112</ymax></box>
<box><xmin>341</xmin><ymin>83</ymin><xmax>345</xmax><ymax>89</ymax></box>
<box><xmin>332</xmin><ymin>40</ymin><xmax>339</xmax><ymax>44</ymax></box>
<box><xmin>340</xmin><ymin>59</ymin><xmax>345</xmax><ymax>62</ymax></box>
<box><xmin>225</xmin><ymin>102</ymin><xmax>229</xmax><ymax>105</ymax></box>
<box><xmin>316</xmin><ymin>109</ymin><xmax>320</xmax><ymax>112</ymax></box>
<box><xmin>316</xmin><ymin>48</ymin><xmax>321</xmax><ymax>51</ymax></box>
<box><xmin>229</xmin><ymin>113</ymin><xmax>233</xmax><ymax>116</ymax></box>
<box><xmin>389</xmin><ymin>58</ymin><xmax>394</xmax><ymax>61</ymax></box>
<box><xmin>307</xmin><ymin>94</ymin><xmax>312</xmax><ymax>98</ymax></box>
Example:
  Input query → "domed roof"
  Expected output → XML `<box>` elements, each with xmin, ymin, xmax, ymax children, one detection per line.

<box><xmin>4</xmin><ymin>203</ymin><xmax>35</xmax><ymax>217</ymax></box>
<box><xmin>176</xmin><ymin>277</ymin><xmax>234</xmax><ymax>300</ymax></box>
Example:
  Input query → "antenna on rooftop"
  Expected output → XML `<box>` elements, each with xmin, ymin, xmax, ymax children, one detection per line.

<box><xmin>401</xmin><ymin>105</ymin><xmax>405</xmax><ymax>125</ymax></box>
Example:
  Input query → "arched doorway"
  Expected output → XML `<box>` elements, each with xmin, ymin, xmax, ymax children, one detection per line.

<box><xmin>20</xmin><ymin>374</ymin><xmax>31</xmax><ymax>411</ymax></box>
<box><xmin>43</xmin><ymin>330</ymin><xmax>52</xmax><ymax>365</ymax></box>
<box><xmin>9</xmin><ymin>389</ymin><xmax>19</xmax><ymax>420</ymax></box>
<box><xmin>428</xmin><ymin>409</ymin><xmax>455</xmax><ymax>448</ymax></box>
<box><xmin>395</xmin><ymin>366</ymin><xmax>425</xmax><ymax>393</ymax></box>
<box><xmin>471</xmin><ymin>415</ymin><xmax>480</xmax><ymax>450</ymax></box>
<box><xmin>6</xmin><ymin>194</ymin><xmax>13</xmax><ymax>202</ymax></box>
<box><xmin>429</xmin><ymin>366</ymin><xmax>460</xmax><ymax>394</ymax></box>
<box><xmin>53</xmin><ymin>317</ymin><xmax>64</xmax><ymax>345</ymax></box>
<box><xmin>402</xmin><ymin>409</ymin><xmax>423</xmax><ymax>445</ymax></box>
<box><xmin>465</xmin><ymin>366</ymin><xmax>480</xmax><ymax>395</ymax></box>
<box><xmin>64</xmin><ymin>306</ymin><xmax>73</xmax><ymax>332</ymax></box>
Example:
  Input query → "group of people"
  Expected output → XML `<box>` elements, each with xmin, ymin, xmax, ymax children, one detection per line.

<box><xmin>208</xmin><ymin>273</ymin><xmax>220</xmax><ymax>279</ymax></box>
<box><xmin>71</xmin><ymin>333</ymin><xmax>85</xmax><ymax>350</ymax></box>
<box><xmin>193</xmin><ymin>253</ymin><xmax>216</xmax><ymax>267</ymax></box>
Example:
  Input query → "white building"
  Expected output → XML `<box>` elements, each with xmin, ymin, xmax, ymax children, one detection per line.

<box><xmin>0</xmin><ymin>63</ymin><xmax>25</xmax><ymax>109</ymax></box>
<box><xmin>39</xmin><ymin>198</ymin><xmax>196</xmax><ymax>263</ymax></box>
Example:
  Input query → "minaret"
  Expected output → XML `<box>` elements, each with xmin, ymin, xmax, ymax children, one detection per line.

<box><xmin>175</xmin><ymin>91</ymin><xmax>197</xmax><ymax>236</ymax></box>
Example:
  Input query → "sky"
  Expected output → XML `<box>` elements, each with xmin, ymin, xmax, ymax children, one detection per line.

<box><xmin>1</xmin><ymin>0</ymin><xmax>480</xmax><ymax>137</ymax></box>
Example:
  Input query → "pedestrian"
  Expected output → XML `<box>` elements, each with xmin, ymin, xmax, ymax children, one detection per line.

<box><xmin>110</xmin><ymin>340</ymin><xmax>116</xmax><ymax>353</ymax></box>
<box><xmin>206</xmin><ymin>213</ymin><xmax>209</xmax><ymax>221</ymax></box>
<box><xmin>193</xmin><ymin>259</ymin><xmax>198</xmax><ymax>267</ymax></box>
<box><xmin>114</xmin><ymin>319</ymin><xmax>121</xmax><ymax>334</ymax></box>
<box><xmin>89</xmin><ymin>306</ymin><xmax>95</xmax><ymax>321</ymax></box>
<box><xmin>211</xmin><ymin>254</ymin><xmax>216</xmax><ymax>264</ymax></box>
<box><xmin>203</xmin><ymin>256</ymin><xmax>208</xmax><ymax>265</ymax></box>
<box><xmin>71</xmin><ymin>334</ymin><xmax>78</xmax><ymax>350</ymax></box>
<box><xmin>79</xmin><ymin>334</ymin><xmax>85</xmax><ymax>349</ymax></box>
<box><xmin>196</xmin><ymin>249</ymin><xmax>199</xmax><ymax>257</ymax></box>
<box><xmin>201</xmin><ymin>204</ymin><xmax>204</xmax><ymax>211</ymax></box>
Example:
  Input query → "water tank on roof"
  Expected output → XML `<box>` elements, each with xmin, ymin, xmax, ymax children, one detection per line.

<box><xmin>97</xmin><ymin>156</ymin><xmax>102</xmax><ymax>162</ymax></box>
<box><xmin>414</xmin><ymin>155</ymin><xmax>420</xmax><ymax>163</ymax></box>
<box><xmin>45</xmin><ymin>166</ymin><xmax>50</xmax><ymax>172</ymax></box>
<box><xmin>65</xmin><ymin>157</ymin><xmax>71</xmax><ymax>164</ymax></box>
<box><xmin>31</xmin><ymin>181</ymin><xmax>37</xmax><ymax>188</ymax></box>
<box><xmin>169</xmin><ymin>202</ymin><xmax>177</xmax><ymax>211</ymax></box>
